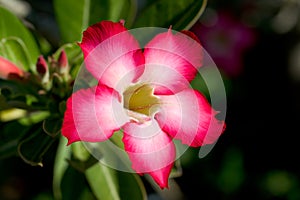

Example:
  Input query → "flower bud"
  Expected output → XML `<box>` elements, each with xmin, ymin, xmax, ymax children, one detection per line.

<box><xmin>36</xmin><ymin>56</ymin><xmax>48</xmax><ymax>75</ymax></box>
<box><xmin>0</xmin><ymin>56</ymin><xmax>24</xmax><ymax>80</ymax></box>
<box><xmin>58</xmin><ymin>50</ymin><xmax>69</xmax><ymax>74</ymax></box>
<box><xmin>36</xmin><ymin>55</ymin><xmax>50</xmax><ymax>86</ymax></box>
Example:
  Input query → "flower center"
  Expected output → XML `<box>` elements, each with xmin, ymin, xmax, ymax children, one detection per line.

<box><xmin>123</xmin><ymin>84</ymin><xmax>160</xmax><ymax>117</ymax></box>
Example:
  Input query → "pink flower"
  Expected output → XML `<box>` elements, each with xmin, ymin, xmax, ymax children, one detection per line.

<box><xmin>62</xmin><ymin>21</ymin><xmax>225</xmax><ymax>188</ymax></box>
<box><xmin>0</xmin><ymin>56</ymin><xmax>24</xmax><ymax>79</ymax></box>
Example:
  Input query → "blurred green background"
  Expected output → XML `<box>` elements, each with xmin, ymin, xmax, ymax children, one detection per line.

<box><xmin>1</xmin><ymin>0</ymin><xmax>300</xmax><ymax>199</ymax></box>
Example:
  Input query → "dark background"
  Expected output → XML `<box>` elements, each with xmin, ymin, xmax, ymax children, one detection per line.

<box><xmin>178</xmin><ymin>1</ymin><xmax>300</xmax><ymax>200</ymax></box>
<box><xmin>1</xmin><ymin>0</ymin><xmax>300</xmax><ymax>199</ymax></box>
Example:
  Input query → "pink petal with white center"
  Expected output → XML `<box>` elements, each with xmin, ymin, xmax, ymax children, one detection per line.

<box><xmin>62</xmin><ymin>84</ymin><xmax>129</xmax><ymax>145</ymax></box>
<box><xmin>122</xmin><ymin>120</ymin><xmax>176</xmax><ymax>188</ymax></box>
<box><xmin>79</xmin><ymin>21</ymin><xmax>144</xmax><ymax>93</ymax></box>
<box><xmin>138</xmin><ymin>29</ymin><xmax>203</xmax><ymax>94</ymax></box>
<box><xmin>0</xmin><ymin>56</ymin><xmax>24</xmax><ymax>79</ymax></box>
<box><xmin>155</xmin><ymin>89</ymin><xmax>225</xmax><ymax>147</ymax></box>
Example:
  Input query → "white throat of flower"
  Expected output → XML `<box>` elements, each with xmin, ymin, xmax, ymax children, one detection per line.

<box><xmin>123</xmin><ymin>84</ymin><xmax>160</xmax><ymax>123</ymax></box>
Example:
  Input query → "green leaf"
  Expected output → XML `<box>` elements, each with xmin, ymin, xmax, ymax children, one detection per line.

<box><xmin>109</xmin><ymin>130</ymin><xmax>125</xmax><ymax>149</ymax></box>
<box><xmin>133</xmin><ymin>0</ymin><xmax>207</xmax><ymax>30</ymax></box>
<box><xmin>69</xmin><ymin>142</ymin><xmax>98</xmax><ymax>173</ymax></box>
<box><xmin>0</xmin><ymin>37</ymin><xmax>32</xmax><ymax>71</ymax></box>
<box><xmin>89</xmin><ymin>0</ymin><xmax>137</xmax><ymax>27</ymax></box>
<box><xmin>18</xmin><ymin>111</ymin><xmax>50</xmax><ymax>126</ymax></box>
<box><xmin>53</xmin><ymin>136</ymin><xmax>71</xmax><ymax>200</ymax></box>
<box><xmin>0</xmin><ymin>138</ymin><xmax>18</xmax><ymax>159</ymax></box>
<box><xmin>17</xmin><ymin>124</ymin><xmax>57</xmax><ymax>166</ymax></box>
<box><xmin>118</xmin><ymin>172</ymin><xmax>147</xmax><ymax>200</ymax></box>
<box><xmin>53</xmin><ymin>0</ymin><xmax>137</xmax><ymax>43</ymax></box>
<box><xmin>42</xmin><ymin>116</ymin><xmax>62</xmax><ymax>137</ymax></box>
<box><xmin>53</xmin><ymin>0</ymin><xmax>89</xmax><ymax>43</ymax></box>
<box><xmin>85</xmin><ymin>160</ymin><xmax>146</xmax><ymax>200</ymax></box>
<box><xmin>72</xmin><ymin>142</ymin><xmax>91</xmax><ymax>162</ymax></box>
<box><xmin>191</xmin><ymin>72</ymin><xmax>210</xmax><ymax>101</ymax></box>
<box><xmin>58</xmin><ymin>101</ymin><xmax>66</xmax><ymax>115</ymax></box>
<box><xmin>0</xmin><ymin>108</ymin><xmax>27</xmax><ymax>121</ymax></box>
<box><xmin>170</xmin><ymin>159</ymin><xmax>183</xmax><ymax>178</ymax></box>
<box><xmin>85</xmin><ymin>162</ymin><xmax>120</xmax><ymax>200</ymax></box>
<box><xmin>191</xmin><ymin>66</ymin><xmax>230</xmax><ymax>108</ymax></box>
<box><xmin>0</xmin><ymin>79</ymin><xmax>41</xmax><ymax>103</ymax></box>
<box><xmin>0</xmin><ymin>121</ymin><xmax>28</xmax><ymax>159</ymax></box>
<box><xmin>145</xmin><ymin>176</ymin><xmax>184</xmax><ymax>200</ymax></box>
<box><xmin>61</xmin><ymin>166</ymin><xmax>94</xmax><ymax>200</ymax></box>
<box><xmin>67</xmin><ymin>156</ymin><xmax>98</xmax><ymax>173</ymax></box>
<box><xmin>172</xmin><ymin>0</ymin><xmax>207</xmax><ymax>30</ymax></box>
<box><xmin>0</xmin><ymin>6</ymin><xmax>40</xmax><ymax>71</ymax></box>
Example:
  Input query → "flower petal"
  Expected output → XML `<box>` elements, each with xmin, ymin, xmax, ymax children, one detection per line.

<box><xmin>122</xmin><ymin>120</ymin><xmax>175</xmax><ymax>188</ymax></box>
<box><xmin>0</xmin><ymin>56</ymin><xmax>24</xmax><ymax>79</ymax></box>
<box><xmin>155</xmin><ymin>89</ymin><xmax>225</xmax><ymax>147</ymax></box>
<box><xmin>138</xmin><ymin>29</ymin><xmax>203</xmax><ymax>94</ymax></box>
<box><xmin>62</xmin><ymin>84</ymin><xmax>129</xmax><ymax>144</ymax></box>
<box><xmin>79</xmin><ymin>21</ymin><xmax>144</xmax><ymax>93</ymax></box>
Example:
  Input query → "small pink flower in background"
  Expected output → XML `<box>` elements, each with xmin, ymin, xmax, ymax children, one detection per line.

<box><xmin>62</xmin><ymin>21</ymin><xmax>225</xmax><ymax>188</ymax></box>
<box><xmin>191</xmin><ymin>10</ymin><xmax>257</xmax><ymax>77</ymax></box>
<box><xmin>0</xmin><ymin>56</ymin><xmax>24</xmax><ymax>79</ymax></box>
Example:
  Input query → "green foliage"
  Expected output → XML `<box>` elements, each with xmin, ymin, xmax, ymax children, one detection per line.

<box><xmin>61</xmin><ymin>166</ymin><xmax>93</xmax><ymax>200</ymax></box>
<box><xmin>53</xmin><ymin>0</ymin><xmax>137</xmax><ymax>43</ymax></box>
<box><xmin>17</xmin><ymin>123</ymin><xmax>57</xmax><ymax>166</ymax></box>
<box><xmin>86</xmin><ymin>162</ymin><xmax>120</xmax><ymax>200</ymax></box>
<box><xmin>53</xmin><ymin>136</ymin><xmax>71</xmax><ymax>200</ymax></box>
<box><xmin>0</xmin><ymin>38</ymin><xmax>32</xmax><ymax>71</ymax></box>
<box><xmin>118</xmin><ymin>171</ymin><xmax>147</xmax><ymax>200</ymax></box>
<box><xmin>133</xmin><ymin>0</ymin><xmax>206</xmax><ymax>30</ymax></box>
<box><xmin>54</xmin><ymin>0</ymin><xmax>206</xmax><ymax>44</ymax></box>
<box><xmin>85</xmin><ymin>161</ymin><xmax>147</xmax><ymax>200</ymax></box>
<box><xmin>53</xmin><ymin>136</ymin><xmax>147</xmax><ymax>200</ymax></box>
<box><xmin>0</xmin><ymin>6</ymin><xmax>40</xmax><ymax>71</ymax></box>
<box><xmin>43</xmin><ymin>116</ymin><xmax>63</xmax><ymax>137</ymax></box>
<box><xmin>0</xmin><ymin>121</ymin><xmax>27</xmax><ymax>159</ymax></box>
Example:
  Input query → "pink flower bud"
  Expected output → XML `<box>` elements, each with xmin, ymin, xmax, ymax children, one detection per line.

<box><xmin>0</xmin><ymin>56</ymin><xmax>24</xmax><ymax>79</ymax></box>
<box><xmin>58</xmin><ymin>50</ymin><xmax>68</xmax><ymax>68</ymax></box>
<box><xmin>36</xmin><ymin>55</ymin><xmax>50</xmax><ymax>85</ymax></box>
<box><xmin>58</xmin><ymin>50</ymin><xmax>69</xmax><ymax>75</ymax></box>
<box><xmin>36</xmin><ymin>56</ymin><xmax>48</xmax><ymax>75</ymax></box>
